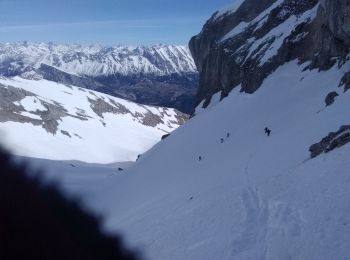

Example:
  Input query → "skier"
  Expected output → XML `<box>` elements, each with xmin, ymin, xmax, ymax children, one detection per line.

<box><xmin>227</xmin><ymin>133</ymin><xmax>230</xmax><ymax>138</ymax></box>
<box><xmin>198</xmin><ymin>156</ymin><xmax>202</xmax><ymax>161</ymax></box>
<box><xmin>264</xmin><ymin>127</ymin><xmax>271</xmax><ymax>136</ymax></box>
<box><xmin>221</xmin><ymin>138</ymin><xmax>224</xmax><ymax>143</ymax></box>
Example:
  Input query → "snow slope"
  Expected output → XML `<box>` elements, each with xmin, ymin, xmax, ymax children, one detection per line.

<box><xmin>0</xmin><ymin>76</ymin><xmax>187</xmax><ymax>163</ymax></box>
<box><xmin>0</xmin><ymin>43</ymin><xmax>197</xmax><ymax>77</ymax></box>
<box><xmin>3</xmin><ymin>2</ymin><xmax>349</xmax><ymax>258</ymax></box>
<box><xmin>38</xmin><ymin>60</ymin><xmax>350</xmax><ymax>260</ymax></box>
<box><xmin>18</xmin><ymin>156</ymin><xmax>134</xmax><ymax>203</ymax></box>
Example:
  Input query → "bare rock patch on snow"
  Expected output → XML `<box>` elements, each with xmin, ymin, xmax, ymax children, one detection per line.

<box><xmin>309</xmin><ymin>125</ymin><xmax>350</xmax><ymax>158</ymax></box>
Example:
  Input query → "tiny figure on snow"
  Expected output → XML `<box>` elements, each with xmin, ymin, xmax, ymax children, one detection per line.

<box><xmin>198</xmin><ymin>156</ymin><xmax>202</xmax><ymax>161</ymax></box>
<box><xmin>264</xmin><ymin>127</ymin><xmax>271</xmax><ymax>136</ymax></box>
<box><xmin>221</xmin><ymin>138</ymin><xmax>224</xmax><ymax>143</ymax></box>
<box><xmin>227</xmin><ymin>133</ymin><xmax>230</xmax><ymax>138</ymax></box>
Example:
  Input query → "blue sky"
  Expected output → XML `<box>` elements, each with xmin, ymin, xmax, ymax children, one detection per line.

<box><xmin>0</xmin><ymin>0</ymin><xmax>233</xmax><ymax>45</ymax></box>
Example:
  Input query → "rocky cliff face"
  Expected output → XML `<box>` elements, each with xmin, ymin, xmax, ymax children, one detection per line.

<box><xmin>190</xmin><ymin>0</ymin><xmax>350</xmax><ymax>108</ymax></box>
<box><xmin>320</xmin><ymin>0</ymin><xmax>350</xmax><ymax>45</ymax></box>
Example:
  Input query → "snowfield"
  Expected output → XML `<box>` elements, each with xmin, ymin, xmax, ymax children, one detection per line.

<box><xmin>27</xmin><ymin>60</ymin><xmax>350</xmax><ymax>259</ymax></box>
<box><xmin>0</xmin><ymin>76</ymin><xmax>186</xmax><ymax>163</ymax></box>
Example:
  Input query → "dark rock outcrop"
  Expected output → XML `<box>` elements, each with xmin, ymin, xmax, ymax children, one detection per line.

<box><xmin>309</xmin><ymin>125</ymin><xmax>350</xmax><ymax>158</ymax></box>
<box><xmin>189</xmin><ymin>0</ymin><xmax>350</xmax><ymax>108</ymax></box>
<box><xmin>339</xmin><ymin>70</ymin><xmax>350</xmax><ymax>92</ymax></box>
<box><xmin>325</xmin><ymin>91</ymin><xmax>339</xmax><ymax>106</ymax></box>
<box><xmin>161</xmin><ymin>134</ymin><xmax>171</xmax><ymax>140</ymax></box>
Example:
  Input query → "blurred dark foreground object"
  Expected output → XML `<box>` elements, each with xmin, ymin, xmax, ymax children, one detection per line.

<box><xmin>0</xmin><ymin>148</ymin><xmax>138</xmax><ymax>260</ymax></box>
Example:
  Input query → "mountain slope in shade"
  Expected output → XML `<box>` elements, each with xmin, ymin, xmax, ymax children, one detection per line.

<box><xmin>0</xmin><ymin>76</ymin><xmax>187</xmax><ymax>163</ymax></box>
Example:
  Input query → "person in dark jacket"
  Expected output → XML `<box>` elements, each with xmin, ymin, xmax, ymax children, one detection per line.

<box><xmin>264</xmin><ymin>127</ymin><xmax>271</xmax><ymax>136</ymax></box>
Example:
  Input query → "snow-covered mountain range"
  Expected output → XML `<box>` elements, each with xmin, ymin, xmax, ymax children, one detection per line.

<box><xmin>21</xmin><ymin>1</ymin><xmax>350</xmax><ymax>259</ymax></box>
<box><xmin>0</xmin><ymin>43</ymin><xmax>196</xmax><ymax>77</ymax></box>
<box><xmin>0</xmin><ymin>76</ymin><xmax>187</xmax><ymax>163</ymax></box>
<box><xmin>0</xmin><ymin>43</ymin><xmax>198</xmax><ymax>113</ymax></box>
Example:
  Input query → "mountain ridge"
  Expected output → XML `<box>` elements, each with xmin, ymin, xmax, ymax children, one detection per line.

<box><xmin>0</xmin><ymin>42</ymin><xmax>196</xmax><ymax>77</ymax></box>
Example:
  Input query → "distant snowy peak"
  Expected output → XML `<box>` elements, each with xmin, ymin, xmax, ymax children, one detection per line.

<box><xmin>0</xmin><ymin>43</ymin><xmax>197</xmax><ymax>77</ymax></box>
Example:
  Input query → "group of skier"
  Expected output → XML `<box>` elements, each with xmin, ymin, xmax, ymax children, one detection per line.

<box><xmin>199</xmin><ymin>132</ymin><xmax>231</xmax><ymax>161</ymax></box>
<box><xmin>198</xmin><ymin>127</ymin><xmax>272</xmax><ymax>161</ymax></box>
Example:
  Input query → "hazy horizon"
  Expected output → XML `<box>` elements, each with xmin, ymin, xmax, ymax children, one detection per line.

<box><xmin>0</xmin><ymin>41</ymin><xmax>194</xmax><ymax>48</ymax></box>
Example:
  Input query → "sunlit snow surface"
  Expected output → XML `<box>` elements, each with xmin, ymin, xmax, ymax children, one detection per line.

<box><xmin>0</xmin><ymin>77</ymin><xmax>183</xmax><ymax>163</ymax></box>
<box><xmin>26</xmin><ymin>60</ymin><xmax>350</xmax><ymax>260</ymax></box>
